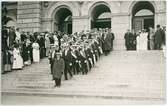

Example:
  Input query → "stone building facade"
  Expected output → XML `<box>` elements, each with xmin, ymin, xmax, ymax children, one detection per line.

<box><xmin>4</xmin><ymin>1</ymin><xmax>166</xmax><ymax>50</ymax></box>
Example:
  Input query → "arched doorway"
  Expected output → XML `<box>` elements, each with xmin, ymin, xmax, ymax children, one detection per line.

<box><xmin>53</xmin><ymin>7</ymin><xmax>72</xmax><ymax>34</ymax></box>
<box><xmin>132</xmin><ymin>1</ymin><xmax>155</xmax><ymax>33</ymax></box>
<box><xmin>90</xmin><ymin>4</ymin><xmax>111</xmax><ymax>29</ymax></box>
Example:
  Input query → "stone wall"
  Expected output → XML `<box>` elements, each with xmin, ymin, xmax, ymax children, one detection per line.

<box><xmin>17</xmin><ymin>2</ymin><xmax>42</xmax><ymax>32</ymax></box>
<box><xmin>14</xmin><ymin>1</ymin><xmax>166</xmax><ymax>50</ymax></box>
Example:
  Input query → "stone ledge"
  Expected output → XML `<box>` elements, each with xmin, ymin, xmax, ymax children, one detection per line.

<box><xmin>19</xmin><ymin>2</ymin><xmax>41</xmax><ymax>5</ymax></box>
<box><xmin>18</xmin><ymin>14</ymin><xmax>41</xmax><ymax>19</ymax></box>
<box><xmin>17</xmin><ymin>23</ymin><xmax>41</xmax><ymax>28</ymax></box>
<box><xmin>18</xmin><ymin>4</ymin><xmax>41</xmax><ymax>10</ymax></box>
<box><xmin>17</xmin><ymin>9</ymin><xmax>41</xmax><ymax>14</ymax></box>
<box><xmin>2</xmin><ymin>90</ymin><xmax>165</xmax><ymax>101</ymax></box>
<box><xmin>17</xmin><ymin>19</ymin><xmax>41</xmax><ymax>23</ymax></box>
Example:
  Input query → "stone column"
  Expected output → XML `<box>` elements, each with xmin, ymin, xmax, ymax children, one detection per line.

<box><xmin>17</xmin><ymin>2</ymin><xmax>42</xmax><ymax>32</ymax></box>
<box><xmin>111</xmin><ymin>13</ymin><xmax>130</xmax><ymax>50</ymax></box>
<box><xmin>72</xmin><ymin>16</ymin><xmax>89</xmax><ymax>33</ymax></box>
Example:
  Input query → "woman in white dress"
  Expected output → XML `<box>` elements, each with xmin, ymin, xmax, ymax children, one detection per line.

<box><xmin>12</xmin><ymin>44</ymin><xmax>23</xmax><ymax>70</ymax></box>
<box><xmin>45</xmin><ymin>34</ymin><xmax>50</xmax><ymax>57</ymax></box>
<box><xmin>149</xmin><ymin>27</ymin><xmax>155</xmax><ymax>50</ymax></box>
<box><xmin>137</xmin><ymin>29</ymin><xmax>148</xmax><ymax>50</ymax></box>
<box><xmin>32</xmin><ymin>41</ymin><xmax>40</xmax><ymax>62</ymax></box>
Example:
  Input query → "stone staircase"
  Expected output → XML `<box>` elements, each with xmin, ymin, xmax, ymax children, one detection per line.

<box><xmin>2</xmin><ymin>59</ymin><xmax>54</xmax><ymax>89</ymax></box>
<box><xmin>1</xmin><ymin>50</ymin><xmax>165</xmax><ymax>101</ymax></box>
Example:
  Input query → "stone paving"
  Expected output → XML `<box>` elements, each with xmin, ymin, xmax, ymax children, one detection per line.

<box><xmin>1</xmin><ymin>50</ymin><xmax>166</xmax><ymax>101</ymax></box>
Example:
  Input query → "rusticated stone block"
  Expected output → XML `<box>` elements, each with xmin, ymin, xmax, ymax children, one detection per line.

<box><xmin>22</xmin><ymin>19</ymin><xmax>33</xmax><ymax>23</ymax></box>
<box><xmin>32</xmin><ymin>19</ymin><xmax>39</xmax><ymax>23</ymax></box>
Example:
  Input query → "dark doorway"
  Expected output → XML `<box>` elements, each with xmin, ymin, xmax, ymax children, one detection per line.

<box><xmin>54</xmin><ymin>8</ymin><xmax>72</xmax><ymax>34</ymax></box>
<box><xmin>92</xmin><ymin>19</ymin><xmax>111</xmax><ymax>29</ymax></box>
<box><xmin>144</xmin><ymin>18</ymin><xmax>154</xmax><ymax>32</ymax></box>
<box><xmin>91</xmin><ymin>4</ymin><xmax>111</xmax><ymax>29</ymax></box>
<box><xmin>67</xmin><ymin>23</ymin><xmax>72</xmax><ymax>34</ymax></box>
<box><xmin>132</xmin><ymin>1</ymin><xmax>155</xmax><ymax>33</ymax></box>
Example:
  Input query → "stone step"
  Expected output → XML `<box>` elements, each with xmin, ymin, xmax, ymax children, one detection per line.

<box><xmin>2</xmin><ymin>50</ymin><xmax>165</xmax><ymax>100</ymax></box>
<box><xmin>2</xmin><ymin>82</ymin><xmax>55</xmax><ymax>89</ymax></box>
<box><xmin>2</xmin><ymin>88</ymin><xmax>165</xmax><ymax>100</ymax></box>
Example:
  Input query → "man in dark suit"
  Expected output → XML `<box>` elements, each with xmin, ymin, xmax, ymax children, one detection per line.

<box><xmin>124</xmin><ymin>29</ymin><xmax>133</xmax><ymax>50</ymax></box>
<box><xmin>102</xmin><ymin>29</ymin><xmax>112</xmax><ymax>55</ymax></box>
<box><xmin>109</xmin><ymin>29</ymin><xmax>115</xmax><ymax>51</ymax></box>
<box><xmin>73</xmin><ymin>45</ymin><xmax>81</xmax><ymax>74</ymax></box>
<box><xmin>154</xmin><ymin>25</ymin><xmax>165</xmax><ymax>50</ymax></box>
<box><xmin>62</xmin><ymin>45</ymin><xmax>73</xmax><ymax>80</ymax></box>
<box><xmin>78</xmin><ymin>46</ymin><xmax>88</xmax><ymax>75</ymax></box>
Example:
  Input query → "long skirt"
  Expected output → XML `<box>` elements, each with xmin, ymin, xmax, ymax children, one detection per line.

<box><xmin>45</xmin><ymin>47</ymin><xmax>50</xmax><ymax>57</ymax></box>
<box><xmin>4</xmin><ymin>52</ymin><xmax>12</xmax><ymax>72</ymax></box>
<box><xmin>137</xmin><ymin>39</ymin><xmax>147</xmax><ymax>50</ymax></box>
<box><xmin>33</xmin><ymin>49</ymin><xmax>40</xmax><ymax>62</ymax></box>
<box><xmin>12</xmin><ymin>55</ymin><xmax>23</xmax><ymax>69</ymax></box>
<box><xmin>163</xmin><ymin>45</ymin><xmax>166</xmax><ymax>58</ymax></box>
<box><xmin>150</xmin><ymin>39</ymin><xmax>154</xmax><ymax>50</ymax></box>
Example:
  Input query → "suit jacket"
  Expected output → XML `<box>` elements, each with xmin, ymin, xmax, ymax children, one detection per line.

<box><xmin>154</xmin><ymin>29</ymin><xmax>165</xmax><ymax>44</ymax></box>
<box><xmin>103</xmin><ymin>33</ymin><xmax>112</xmax><ymax>50</ymax></box>
<box><xmin>62</xmin><ymin>49</ymin><xmax>74</xmax><ymax>68</ymax></box>
<box><xmin>52</xmin><ymin>58</ymin><xmax>65</xmax><ymax>79</ymax></box>
<box><xmin>124</xmin><ymin>32</ymin><xmax>133</xmax><ymax>44</ymax></box>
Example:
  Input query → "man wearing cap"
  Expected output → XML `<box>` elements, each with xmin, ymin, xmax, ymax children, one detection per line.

<box><xmin>52</xmin><ymin>52</ymin><xmax>65</xmax><ymax>87</ymax></box>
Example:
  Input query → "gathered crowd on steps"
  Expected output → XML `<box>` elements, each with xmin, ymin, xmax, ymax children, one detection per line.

<box><xmin>1</xmin><ymin>23</ymin><xmax>166</xmax><ymax>87</ymax></box>
<box><xmin>1</xmin><ymin>27</ymin><xmax>115</xmax><ymax>87</ymax></box>
<box><xmin>49</xmin><ymin>28</ymin><xmax>114</xmax><ymax>87</ymax></box>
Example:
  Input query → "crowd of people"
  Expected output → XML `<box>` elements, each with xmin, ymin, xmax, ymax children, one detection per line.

<box><xmin>49</xmin><ymin>28</ymin><xmax>115</xmax><ymax>87</ymax></box>
<box><xmin>1</xmin><ymin>26</ymin><xmax>68</xmax><ymax>74</ymax></box>
<box><xmin>1</xmin><ymin>26</ymin><xmax>115</xmax><ymax>87</ymax></box>
<box><xmin>124</xmin><ymin>25</ymin><xmax>166</xmax><ymax>53</ymax></box>
<box><xmin>2</xmin><ymin>24</ymin><xmax>166</xmax><ymax>87</ymax></box>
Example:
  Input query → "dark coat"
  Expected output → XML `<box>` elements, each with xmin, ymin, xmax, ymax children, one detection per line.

<box><xmin>62</xmin><ymin>49</ymin><xmax>75</xmax><ymax>73</ymax></box>
<box><xmin>21</xmin><ymin>34</ymin><xmax>27</xmax><ymax>42</ymax></box>
<box><xmin>111</xmin><ymin>33</ymin><xmax>115</xmax><ymax>41</ymax></box>
<box><xmin>52</xmin><ymin>58</ymin><xmax>65</xmax><ymax>79</ymax></box>
<box><xmin>8</xmin><ymin>30</ymin><xmax>16</xmax><ymax>47</ymax></box>
<box><xmin>3</xmin><ymin>50</ymin><xmax>12</xmax><ymax>65</ymax></box>
<box><xmin>62</xmin><ymin>49</ymin><xmax>74</xmax><ymax>66</ymax></box>
<box><xmin>154</xmin><ymin>29</ymin><xmax>165</xmax><ymax>44</ymax></box>
<box><xmin>124</xmin><ymin>32</ymin><xmax>133</xmax><ymax>45</ymax></box>
<box><xmin>2</xmin><ymin>28</ymin><xmax>8</xmax><ymax>52</ymax></box>
<box><xmin>103</xmin><ymin>33</ymin><xmax>112</xmax><ymax>51</ymax></box>
<box><xmin>22</xmin><ymin>43</ymin><xmax>29</xmax><ymax>62</ymax></box>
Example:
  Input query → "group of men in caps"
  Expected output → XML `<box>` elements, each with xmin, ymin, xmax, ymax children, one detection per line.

<box><xmin>49</xmin><ymin>28</ymin><xmax>115</xmax><ymax>87</ymax></box>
